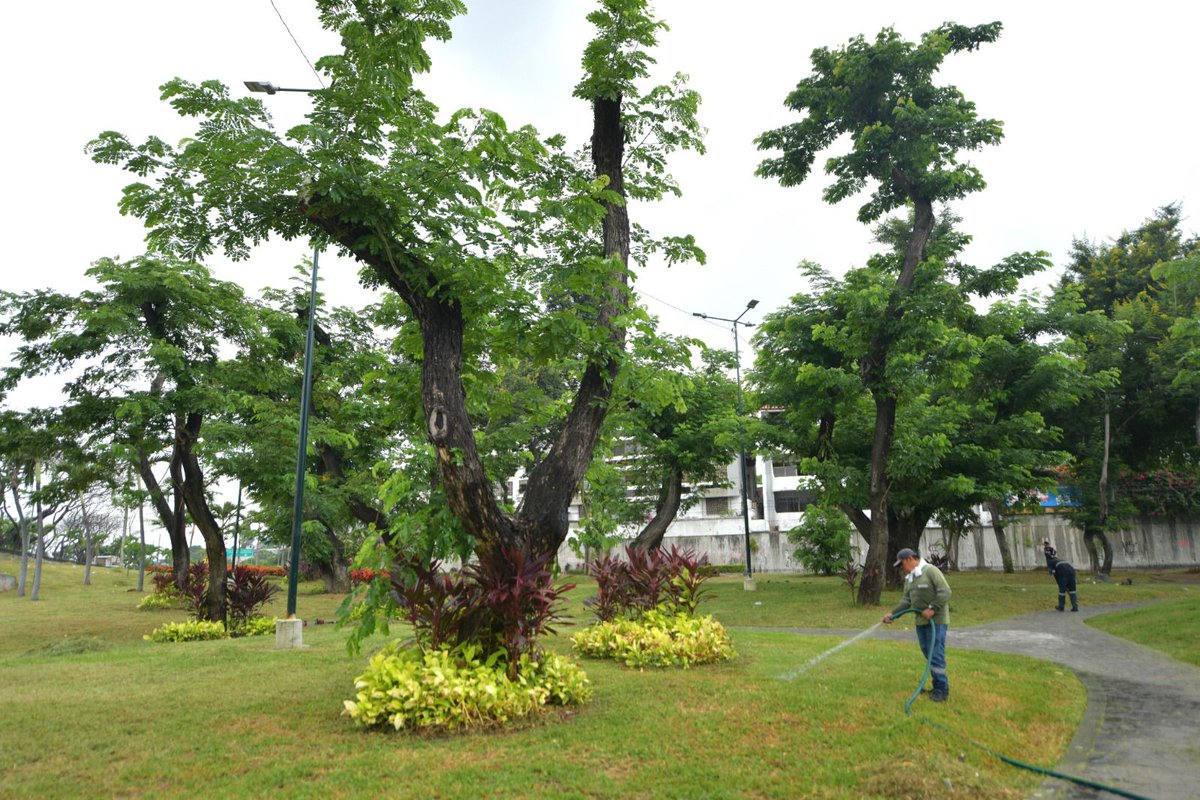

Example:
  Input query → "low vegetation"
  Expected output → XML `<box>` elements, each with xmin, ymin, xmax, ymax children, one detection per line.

<box><xmin>572</xmin><ymin>546</ymin><xmax>736</xmax><ymax>668</ymax></box>
<box><xmin>343</xmin><ymin>547</ymin><xmax>587</xmax><ymax>732</ymax></box>
<box><xmin>3</xmin><ymin>555</ymin><xmax>1197</xmax><ymax>798</ymax></box>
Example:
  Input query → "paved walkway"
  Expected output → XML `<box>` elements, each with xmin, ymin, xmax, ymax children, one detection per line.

<box><xmin>759</xmin><ymin>603</ymin><xmax>1200</xmax><ymax>799</ymax></box>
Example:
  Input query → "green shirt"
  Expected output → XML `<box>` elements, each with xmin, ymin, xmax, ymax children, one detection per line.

<box><xmin>890</xmin><ymin>563</ymin><xmax>951</xmax><ymax>626</ymax></box>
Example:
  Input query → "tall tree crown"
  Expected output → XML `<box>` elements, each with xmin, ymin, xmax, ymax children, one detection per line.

<box><xmin>756</xmin><ymin>22</ymin><xmax>1003</xmax><ymax>221</ymax></box>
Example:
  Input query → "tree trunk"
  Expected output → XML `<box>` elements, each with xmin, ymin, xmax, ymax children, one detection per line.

<box><xmin>946</xmin><ymin>528</ymin><xmax>961</xmax><ymax>570</ymax></box>
<box><xmin>859</xmin><ymin>394</ymin><xmax>897</xmax><ymax>603</ymax></box>
<box><xmin>884</xmin><ymin>507</ymin><xmax>931</xmax><ymax>589</ymax></box>
<box><xmin>987</xmin><ymin>500</ymin><xmax>1014</xmax><ymax>573</ymax></box>
<box><xmin>1083</xmin><ymin>526</ymin><xmax>1114</xmax><ymax>577</ymax></box>
<box><xmin>1098</xmin><ymin>409</ymin><xmax>1111</xmax><ymax>524</ymax></box>
<box><xmin>12</xmin><ymin>478</ymin><xmax>29</xmax><ymax>596</ymax></box>
<box><xmin>857</xmin><ymin>196</ymin><xmax>935</xmax><ymax>605</ymax></box>
<box><xmin>79</xmin><ymin>492</ymin><xmax>93</xmax><ymax>585</ymax></box>
<box><xmin>176</xmin><ymin>412</ymin><xmax>227</xmax><ymax>622</ymax></box>
<box><xmin>631</xmin><ymin>465</ymin><xmax>685</xmax><ymax>551</ymax></box>
<box><xmin>316</xmin><ymin>521</ymin><xmax>351</xmax><ymax>593</ymax></box>
<box><xmin>515</xmin><ymin>94</ymin><xmax>630</xmax><ymax>559</ymax></box>
<box><xmin>119</xmin><ymin>470</ymin><xmax>130</xmax><ymax>572</ymax></box>
<box><xmin>31</xmin><ymin>461</ymin><xmax>46</xmax><ymax>601</ymax></box>
<box><xmin>137</xmin><ymin>484</ymin><xmax>146</xmax><ymax>593</ymax></box>
<box><xmin>139</xmin><ymin>450</ymin><xmax>189</xmax><ymax>592</ymax></box>
<box><xmin>1089</xmin><ymin>408</ymin><xmax>1114</xmax><ymax>577</ymax></box>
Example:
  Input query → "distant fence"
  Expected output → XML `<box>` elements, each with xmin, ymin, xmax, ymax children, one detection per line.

<box><xmin>559</xmin><ymin>515</ymin><xmax>1200</xmax><ymax>573</ymax></box>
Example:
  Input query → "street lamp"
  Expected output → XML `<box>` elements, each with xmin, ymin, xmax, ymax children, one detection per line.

<box><xmin>247</xmin><ymin>79</ymin><xmax>321</xmax><ymax>641</ymax></box>
<box><xmin>243</xmin><ymin>80</ymin><xmax>317</xmax><ymax>95</ymax></box>
<box><xmin>693</xmin><ymin>299</ymin><xmax>759</xmax><ymax>591</ymax></box>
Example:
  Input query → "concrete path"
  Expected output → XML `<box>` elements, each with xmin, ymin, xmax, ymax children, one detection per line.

<box><xmin>756</xmin><ymin>603</ymin><xmax>1200</xmax><ymax>799</ymax></box>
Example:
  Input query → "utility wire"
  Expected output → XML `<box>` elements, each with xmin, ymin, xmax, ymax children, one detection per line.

<box><xmin>637</xmin><ymin>290</ymin><xmax>754</xmax><ymax>351</ymax></box>
<box><xmin>268</xmin><ymin>0</ymin><xmax>326</xmax><ymax>88</ymax></box>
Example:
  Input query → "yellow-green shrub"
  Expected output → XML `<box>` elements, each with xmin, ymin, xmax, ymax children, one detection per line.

<box><xmin>571</xmin><ymin>609</ymin><xmax>737</xmax><ymax>668</ymax></box>
<box><xmin>343</xmin><ymin>643</ymin><xmax>591</xmax><ymax>732</ymax></box>
<box><xmin>236</xmin><ymin>616</ymin><xmax>276</xmax><ymax>637</ymax></box>
<box><xmin>143</xmin><ymin>620</ymin><xmax>227</xmax><ymax>643</ymax></box>
<box><xmin>137</xmin><ymin>583</ymin><xmax>185</xmax><ymax>611</ymax></box>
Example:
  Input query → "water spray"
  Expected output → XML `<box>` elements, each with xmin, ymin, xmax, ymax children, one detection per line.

<box><xmin>779</xmin><ymin>621</ymin><xmax>883</xmax><ymax>681</ymax></box>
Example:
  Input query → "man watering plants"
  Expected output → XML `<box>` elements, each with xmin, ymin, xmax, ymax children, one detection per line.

<box><xmin>882</xmin><ymin>548</ymin><xmax>952</xmax><ymax>702</ymax></box>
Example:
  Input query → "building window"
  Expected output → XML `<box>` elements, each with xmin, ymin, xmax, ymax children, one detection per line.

<box><xmin>773</xmin><ymin>490</ymin><xmax>813</xmax><ymax>513</ymax></box>
<box><xmin>772</xmin><ymin>462</ymin><xmax>798</xmax><ymax>477</ymax></box>
<box><xmin>704</xmin><ymin>497</ymin><xmax>732</xmax><ymax>517</ymax></box>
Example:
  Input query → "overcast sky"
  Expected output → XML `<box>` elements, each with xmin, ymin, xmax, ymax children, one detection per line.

<box><xmin>3</xmin><ymin>2</ymin><xmax>1197</xmax><ymax>544</ymax></box>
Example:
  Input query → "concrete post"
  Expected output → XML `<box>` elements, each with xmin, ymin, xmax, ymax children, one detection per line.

<box><xmin>275</xmin><ymin>617</ymin><xmax>305</xmax><ymax>649</ymax></box>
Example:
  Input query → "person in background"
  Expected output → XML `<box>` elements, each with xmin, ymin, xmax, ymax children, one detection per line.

<box><xmin>1042</xmin><ymin>539</ymin><xmax>1057</xmax><ymax>564</ymax></box>
<box><xmin>1047</xmin><ymin>554</ymin><xmax>1079</xmax><ymax>612</ymax></box>
<box><xmin>882</xmin><ymin>548</ymin><xmax>952</xmax><ymax>702</ymax></box>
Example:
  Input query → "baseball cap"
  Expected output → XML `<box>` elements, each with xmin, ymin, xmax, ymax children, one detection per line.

<box><xmin>893</xmin><ymin>548</ymin><xmax>918</xmax><ymax>566</ymax></box>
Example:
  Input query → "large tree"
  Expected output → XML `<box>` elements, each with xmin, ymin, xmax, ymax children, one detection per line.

<box><xmin>756</xmin><ymin>22</ymin><xmax>1004</xmax><ymax>603</ymax></box>
<box><xmin>0</xmin><ymin>256</ymin><xmax>255</xmax><ymax>617</ymax></box>
<box><xmin>752</xmin><ymin>213</ymin><xmax>1074</xmax><ymax>587</ymax></box>
<box><xmin>88</xmin><ymin>0</ymin><xmax>703</xmax><ymax>569</ymax></box>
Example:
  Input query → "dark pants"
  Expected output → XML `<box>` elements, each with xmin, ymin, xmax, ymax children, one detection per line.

<box><xmin>1056</xmin><ymin>572</ymin><xmax>1078</xmax><ymax>611</ymax></box>
<box><xmin>916</xmin><ymin>622</ymin><xmax>949</xmax><ymax>695</ymax></box>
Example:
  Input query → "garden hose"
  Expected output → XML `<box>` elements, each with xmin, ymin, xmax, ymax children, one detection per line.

<box><xmin>890</xmin><ymin>607</ymin><xmax>1151</xmax><ymax>800</ymax></box>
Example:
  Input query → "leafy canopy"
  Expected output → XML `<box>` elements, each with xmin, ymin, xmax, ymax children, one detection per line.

<box><xmin>756</xmin><ymin>22</ymin><xmax>1003</xmax><ymax>221</ymax></box>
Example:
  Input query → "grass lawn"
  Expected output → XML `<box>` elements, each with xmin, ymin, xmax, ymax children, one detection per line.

<box><xmin>1086</xmin><ymin>596</ymin><xmax>1200</xmax><ymax>667</ymax></box>
<box><xmin>1</xmin><ymin>556</ymin><xmax>1193</xmax><ymax>799</ymax></box>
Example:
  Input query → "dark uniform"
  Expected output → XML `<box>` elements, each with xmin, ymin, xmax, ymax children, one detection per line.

<box><xmin>1048</xmin><ymin>557</ymin><xmax>1078</xmax><ymax>612</ymax></box>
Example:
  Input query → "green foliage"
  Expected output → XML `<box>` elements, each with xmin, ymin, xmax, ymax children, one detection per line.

<box><xmin>756</xmin><ymin>22</ymin><xmax>1003</xmax><ymax>221</ymax></box>
<box><xmin>143</xmin><ymin>620</ymin><xmax>227</xmax><ymax>643</ymax></box>
<box><xmin>1119</xmin><ymin>470</ymin><xmax>1200</xmax><ymax>518</ymax></box>
<box><xmin>751</xmin><ymin>220</ymin><xmax>1089</xmax><ymax>538</ymax></box>
<box><xmin>787</xmin><ymin>503</ymin><xmax>854</xmax><ymax>575</ymax></box>
<box><xmin>342</xmin><ymin>642</ymin><xmax>590</xmax><ymax>732</ymax></box>
<box><xmin>1051</xmin><ymin>206</ymin><xmax>1200</xmax><ymax>530</ymax></box>
<box><xmin>235</xmin><ymin>616</ymin><xmax>277</xmax><ymax>638</ymax></box>
<box><xmin>136</xmin><ymin>591</ymin><xmax>180</xmax><ymax>611</ymax></box>
<box><xmin>571</xmin><ymin>609</ymin><xmax>736</xmax><ymax>668</ymax></box>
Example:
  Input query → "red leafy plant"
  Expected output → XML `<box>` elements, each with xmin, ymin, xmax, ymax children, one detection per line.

<box><xmin>225</xmin><ymin>565</ymin><xmax>281</xmax><ymax>633</ymax></box>
<box><xmin>390</xmin><ymin>545</ymin><xmax>574</xmax><ymax>678</ymax></box>
<box><xmin>585</xmin><ymin>545</ymin><xmax>713</xmax><ymax>622</ymax></box>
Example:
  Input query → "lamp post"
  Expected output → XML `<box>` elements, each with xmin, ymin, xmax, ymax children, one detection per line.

<box><xmin>246</xmin><ymin>79</ymin><xmax>321</xmax><ymax>643</ymax></box>
<box><xmin>285</xmin><ymin>246</ymin><xmax>320</xmax><ymax>619</ymax></box>
<box><xmin>693</xmin><ymin>299</ymin><xmax>759</xmax><ymax>591</ymax></box>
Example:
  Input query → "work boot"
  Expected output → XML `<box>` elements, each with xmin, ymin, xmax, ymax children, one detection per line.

<box><xmin>1070</xmin><ymin>593</ymin><xmax>1079</xmax><ymax>612</ymax></box>
<box><xmin>930</xmin><ymin>691</ymin><xmax>948</xmax><ymax>703</ymax></box>
<box><xmin>1056</xmin><ymin>606</ymin><xmax>1064</xmax><ymax>612</ymax></box>
<box><xmin>1071</xmin><ymin>607</ymin><xmax>1079</xmax><ymax>612</ymax></box>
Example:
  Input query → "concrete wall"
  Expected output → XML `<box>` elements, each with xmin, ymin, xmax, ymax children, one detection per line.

<box><xmin>560</xmin><ymin>513</ymin><xmax>1200</xmax><ymax>572</ymax></box>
